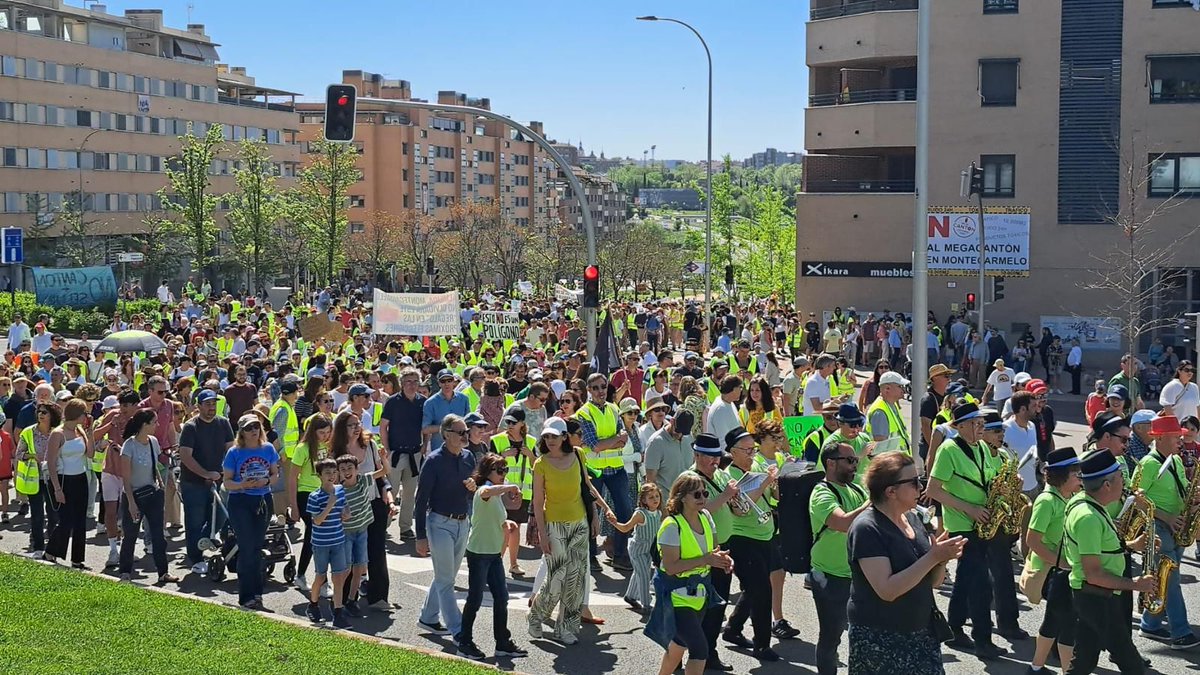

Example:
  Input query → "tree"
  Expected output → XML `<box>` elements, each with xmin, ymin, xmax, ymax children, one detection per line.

<box><xmin>528</xmin><ymin>221</ymin><xmax>584</xmax><ymax>294</ymax></box>
<box><xmin>56</xmin><ymin>191</ymin><xmax>105</xmax><ymax>267</ymax></box>
<box><xmin>483</xmin><ymin>215</ymin><xmax>533</xmax><ymax>294</ymax></box>
<box><xmin>226</xmin><ymin>139</ymin><xmax>286</xmax><ymax>292</ymax></box>
<box><xmin>348</xmin><ymin>210</ymin><xmax>406</xmax><ymax>289</ymax></box>
<box><xmin>735</xmin><ymin>186</ymin><xmax>795</xmax><ymax>299</ymax></box>
<box><xmin>1081</xmin><ymin>139</ymin><xmax>1197</xmax><ymax>355</ymax></box>
<box><xmin>439</xmin><ymin>201</ymin><xmax>499</xmax><ymax>296</ymax></box>
<box><xmin>21</xmin><ymin>193</ymin><xmax>57</xmax><ymax>268</ymax></box>
<box><xmin>129</xmin><ymin>209</ymin><xmax>185</xmax><ymax>291</ymax></box>
<box><xmin>161</xmin><ymin>122</ymin><xmax>223</xmax><ymax>284</ymax></box>
<box><xmin>273</xmin><ymin>192</ymin><xmax>315</xmax><ymax>292</ymax></box>
<box><xmin>296</xmin><ymin>139</ymin><xmax>359</xmax><ymax>284</ymax></box>
<box><xmin>696</xmin><ymin>155</ymin><xmax>736</xmax><ymax>271</ymax></box>
<box><xmin>395</xmin><ymin>208</ymin><xmax>444</xmax><ymax>287</ymax></box>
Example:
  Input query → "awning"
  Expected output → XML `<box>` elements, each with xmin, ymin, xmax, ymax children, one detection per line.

<box><xmin>197</xmin><ymin>43</ymin><xmax>219</xmax><ymax>61</ymax></box>
<box><xmin>172</xmin><ymin>39</ymin><xmax>204</xmax><ymax>60</ymax></box>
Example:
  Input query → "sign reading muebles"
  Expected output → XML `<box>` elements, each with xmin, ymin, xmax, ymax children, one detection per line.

<box><xmin>801</xmin><ymin>261</ymin><xmax>913</xmax><ymax>278</ymax></box>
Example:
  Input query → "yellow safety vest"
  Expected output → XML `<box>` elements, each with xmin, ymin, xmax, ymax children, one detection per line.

<box><xmin>90</xmin><ymin>429</ymin><xmax>106</xmax><ymax>473</ymax></box>
<box><xmin>216</xmin><ymin>338</ymin><xmax>233</xmax><ymax>360</ymax></box>
<box><xmin>464</xmin><ymin>387</ymin><xmax>480</xmax><ymax>413</ymax></box>
<box><xmin>215</xmin><ymin>395</ymin><xmax>228</xmax><ymax>419</ymax></box>
<box><xmin>705</xmin><ymin>379</ymin><xmax>720</xmax><ymax>404</ymax></box>
<box><xmin>491</xmin><ymin>433</ymin><xmax>537</xmax><ymax>500</ymax></box>
<box><xmin>730</xmin><ymin>354</ymin><xmax>758</xmax><ymax>377</ymax></box>
<box><xmin>270</xmin><ymin>398</ymin><xmax>300</xmax><ymax>459</ymax></box>
<box><xmin>16</xmin><ymin>427</ymin><xmax>40</xmax><ymax>495</ymax></box>
<box><xmin>577</xmin><ymin>401</ymin><xmax>623</xmax><ymax>470</ymax></box>
<box><xmin>657</xmin><ymin>513</ymin><xmax>714</xmax><ymax>610</ymax></box>
<box><xmin>866</xmin><ymin>398</ymin><xmax>911</xmax><ymax>455</ymax></box>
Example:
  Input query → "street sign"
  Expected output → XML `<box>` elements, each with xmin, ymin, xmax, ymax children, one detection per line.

<box><xmin>117</xmin><ymin>252</ymin><xmax>145</xmax><ymax>263</ymax></box>
<box><xmin>2</xmin><ymin>227</ymin><xmax>23</xmax><ymax>264</ymax></box>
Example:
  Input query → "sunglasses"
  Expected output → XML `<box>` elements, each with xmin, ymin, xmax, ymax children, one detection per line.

<box><xmin>833</xmin><ymin>455</ymin><xmax>859</xmax><ymax>464</ymax></box>
<box><xmin>494</xmin><ymin>467</ymin><xmax>509</xmax><ymax>475</ymax></box>
<box><xmin>449</xmin><ymin>429</ymin><xmax>469</xmax><ymax>436</ymax></box>
<box><xmin>241</xmin><ymin>423</ymin><xmax>261</xmax><ymax>431</ymax></box>
<box><xmin>844</xmin><ymin>421</ymin><xmax>865</xmax><ymax>428</ymax></box>
<box><xmin>589</xmin><ymin>385</ymin><xmax>607</xmax><ymax>391</ymax></box>
<box><xmin>691</xmin><ymin>489</ymin><xmax>710</xmax><ymax>499</ymax></box>
<box><xmin>888</xmin><ymin>476</ymin><xmax>921</xmax><ymax>489</ymax></box>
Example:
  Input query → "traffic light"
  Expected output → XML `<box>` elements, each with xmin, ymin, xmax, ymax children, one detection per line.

<box><xmin>992</xmin><ymin>276</ymin><xmax>1005</xmax><ymax>302</ymax></box>
<box><xmin>966</xmin><ymin>292</ymin><xmax>977</xmax><ymax>311</ymax></box>
<box><xmin>324</xmin><ymin>84</ymin><xmax>357</xmax><ymax>142</ymax></box>
<box><xmin>425</xmin><ymin>256</ymin><xmax>435</xmax><ymax>277</ymax></box>
<box><xmin>583</xmin><ymin>265</ymin><xmax>600</xmax><ymax>308</ymax></box>
<box><xmin>725</xmin><ymin>264</ymin><xmax>734</xmax><ymax>287</ymax></box>
<box><xmin>968</xmin><ymin>163</ymin><xmax>984</xmax><ymax>197</ymax></box>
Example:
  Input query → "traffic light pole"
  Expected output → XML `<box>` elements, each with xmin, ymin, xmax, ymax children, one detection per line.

<box><xmin>355</xmin><ymin>97</ymin><xmax>599</xmax><ymax>357</ymax></box>
<box><xmin>976</xmin><ymin>183</ymin><xmax>986</xmax><ymax>335</ymax></box>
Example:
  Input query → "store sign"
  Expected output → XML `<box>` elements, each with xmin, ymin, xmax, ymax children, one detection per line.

<box><xmin>927</xmin><ymin>206</ymin><xmax>1031</xmax><ymax>277</ymax></box>
<box><xmin>801</xmin><ymin>261</ymin><xmax>913</xmax><ymax>278</ymax></box>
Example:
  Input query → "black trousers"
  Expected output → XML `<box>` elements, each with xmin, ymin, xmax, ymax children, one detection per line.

<box><xmin>948</xmin><ymin>531</ymin><xmax>993</xmax><ymax>643</ymax></box>
<box><xmin>364</xmin><ymin>497</ymin><xmax>390</xmax><ymax>604</ymax></box>
<box><xmin>27</xmin><ymin>480</ymin><xmax>61</xmax><ymax>552</ymax></box>
<box><xmin>1066</xmin><ymin>364</ymin><xmax>1083</xmax><ymax>394</ymax></box>
<box><xmin>811</xmin><ymin>572</ymin><xmax>851</xmax><ymax>675</ymax></box>
<box><xmin>296</xmin><ymin>490</ymin><xmax>313</xmax><ymax>576</ymax></box>
<box><xmin>47</xmin><ymin>473</ymin><xmax>88</xmax><ymax>564</ymax></box>
<box><xmin>1067</xmin><ymin>589</ymin><xmax>1144</xmax><ymax>675</ymax></box>
<box><xmin>725</xmin><ymin>535</ymin><xmax>773</xmax><ymax>649</ymax></box>
<box><xmin>985</xmin><ymin>532</ymin><xmax>1020</xmax><ymax>630</ymax></box>
<box><xmin>701</xmin><ymin>547</ymin><xmax>733</xmax><ymax>661</ymax></box>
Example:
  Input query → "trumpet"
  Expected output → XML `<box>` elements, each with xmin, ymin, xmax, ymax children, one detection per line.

<box><xmin>733</xmin><ymin>472</ymin><xmax>774</xmax><ymax>525</ymax></box>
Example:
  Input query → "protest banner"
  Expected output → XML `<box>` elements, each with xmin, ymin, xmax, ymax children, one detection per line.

<box><xmin>372</xmin><ymin>290</ymin><xmax>460</xmax><ymax>336</ymax></box>
<box><xmin>33</xmin><ymin>266</ymin><xmax>118</xmax><ymax>308</ymax></box>
<box><xmin>480</xmin><ymin>311</ymin><xmax>520</xmax><ymax>341</ymax></box>
<box><xmin>781</xmin><ymin>416</ymin><xmax>824</xmax><ymax>457</ymax></box>
<box><xmin>298</xmin><ymin>314</ymin><xmax>342</xmax><ymax>343</ymax></box>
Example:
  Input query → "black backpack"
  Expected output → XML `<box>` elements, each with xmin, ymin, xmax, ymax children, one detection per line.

<box><xmin>777</xmin><ymin>469</ymin><xmax>828</xmax><ymax>574</ymax></box>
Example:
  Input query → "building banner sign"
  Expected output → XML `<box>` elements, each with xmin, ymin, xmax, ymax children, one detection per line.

<box><xmin>1040</xmin><ymin>315</ymin><xmax>1121</xmax><ymax>351</ymax></box>
<box><xmin>33</xmin><ymin>266</ymin><xmax>117</xmax><ymax>308</ymax></box>
<box><xmin>481</xmin><ymin>311</ymin><xmax>521</xmax><ymax>342</ymax></box>
<box><xmin>372</xmin><ymin>290</ymin><xmax>460</xmax><ymax>336</ymax></box>
<box><xmin>927</xmin><ymin>206</ymin><xmax>1031</xmax><ymax>277</ymax></box>
<box><xmin>801</xmin><ymin>261</ymin><xmax>913</xmax><ymax>278</ymax></box>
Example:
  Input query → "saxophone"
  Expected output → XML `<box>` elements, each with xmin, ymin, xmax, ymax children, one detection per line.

<box><xmin>1116</xmin><ymin>464</ymin><xmax>1146</xmax><ymax>541</ymax></box>
<box><xmin>1172</xmin><ymin>462</ymin><xmax>1200</xmax><ymax>548</ymax></box>
<box><xmin>976</xmin><ymin>457</ymin><xmax>1028</xmax><ymax>540</ymax></box>
<box><xmin>1116</xmin><ymin>473</ymin><xmax>1175</xmax><ymax>617</ymax></box>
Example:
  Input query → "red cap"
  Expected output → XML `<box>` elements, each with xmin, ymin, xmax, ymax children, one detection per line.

<box><xmin>1151</xmin><ymin>415</ymin><xmax>1182</xmax><ymax>437</ymax></box>
<box><xmin>1026</xmin><ymin>378</ymin><xmax>1049</xmax><ymax>395</ymax></box>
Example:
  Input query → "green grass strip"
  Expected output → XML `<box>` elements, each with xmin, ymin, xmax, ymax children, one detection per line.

<box><xmin>0</xmin><ymin>553</ymin><xmax>492</xmax><ymax>674</ymax></box>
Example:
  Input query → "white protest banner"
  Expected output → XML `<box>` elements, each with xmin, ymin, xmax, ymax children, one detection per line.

<box><xmin>372</xmin><ymin>289</ymin><xmax>460</xmax><ymax>336</ymax></box>
<box><xmin>555</xmin><ymin>283</ymin><xmax>582</xmax><ymax>302</ymax></box>
<box><xmin>510</xmin><ymin>299</ymin><xmax>522</xmax><ymax>314</ymax></box>
<box><xmin>516</xmin><ymin>280</ymin><xmax>533</xmax><ymax>296</ymax></box>
<box><xmin>926</xmin><ymin>206</ymin><xmax>1030</xmax><ymax>277</ymax></box>
<box><xmin>481</xmin><ymin>311</ymin><xmax>520</xmax><ymax>341</ymax></box>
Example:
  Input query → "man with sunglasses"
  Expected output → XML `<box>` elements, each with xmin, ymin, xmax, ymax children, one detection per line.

<box><xmin>927</xmin><ymin>402</ymin><xmax>1005</xmax><ymax>660</ymax></box>
<box><xmin>577</xmin><ymin>372</ymin><xmax>634</xmax><ymax>571</ymax></box>
<box><xmin>808</xmin><ymin>438</ymin><xmax>870</xmax><ymax>675</ymax></box>
<box><xmin>825</xmin><ymin>403</ymin><xmax>874</xmax><ymax>485</ymax></box>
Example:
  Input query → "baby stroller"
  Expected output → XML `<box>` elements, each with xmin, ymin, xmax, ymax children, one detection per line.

<box><xmin>1143</xmin><ymin>366</ymin><xmax>1163</xmax><ymax>401</ymax></box>
<box><xmin>199</xmin><ymin>484</ymin><xmax>296</xmax><ymax>584</ymax></box>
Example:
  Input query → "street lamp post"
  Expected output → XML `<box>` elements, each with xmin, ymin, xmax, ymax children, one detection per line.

<box><xmin>637</xmin><ymin>15</ymin><xmax>713</xmax><ymax>349</ymax></box>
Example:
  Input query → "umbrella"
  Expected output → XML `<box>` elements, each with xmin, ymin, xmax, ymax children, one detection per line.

<box><xmin>95</xmin><ymin>330</ymin><xmax>168</xmax><ymax>354</ymax></box>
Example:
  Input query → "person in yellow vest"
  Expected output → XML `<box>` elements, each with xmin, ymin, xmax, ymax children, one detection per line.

<box><xmin>343</xmin><ymin>383</ymin><xmax>383</xmax><ymax>437</ymax></box>
<box><xmin>576</xmin><ymin>372</ymin><xmax>635</xmax><ymax>570</ymax></box>
<box><xmin>270</xmin><ymin>380</ymin><xmax>301</xmax><ymax>464</ymax></box>
<box><xmin>866</xmin><ymin>371</ymin><xmax>911</xmax><ymax>456</ymax></box>
<box><xmin>703</xmin><ymin>361</ymin><xmax>730</xmax><ymax>404</ymax></box>
<box><xmin>489</xmin><ymin>408</ymin><xmax>537</xmax><ymax>577</ymax></box>
<box><xmin>729</xmin><ymin>339</ymin><xmax>759</xmax><ymax>381</ymax></box>
<box><xmin>216</xmin><ymin>328</ymin><xmax>235</xmax><ymax>361</ymax></box>
<box><xmin>801</xmin><ymin>401</ymin><xmax>842</xmax><ymax>462</ymax></box>
<box><xmin>648</xmin><ymin>470</ymin><xmax>735</xmax><ymax>675</ymax></box>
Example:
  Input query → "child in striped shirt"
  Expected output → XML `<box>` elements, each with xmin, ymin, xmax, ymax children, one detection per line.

<box><xmin>337</xmin><ymin>454</ymin><xmax>375</xmax><ymax>617</ymax></box>
<box><xmin>306</xmin><ymin>458</ymin><xmax>350</xmax><ymax>627</ymax></box>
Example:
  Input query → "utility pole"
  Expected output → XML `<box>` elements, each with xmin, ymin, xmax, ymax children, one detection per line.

<box><xmin>963</xmin><ymin>162</ymin><xmax>987</xmax><ymax>332</ymax></box>
<box><xmin>911</xmin><ymin>0</ymin><xmax>931</xmax><ymax>468</ymax></box>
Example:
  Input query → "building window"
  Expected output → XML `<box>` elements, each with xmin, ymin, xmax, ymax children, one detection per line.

<box><xmin>980</xmin><ymin>155</ymin><xmax>1015</xmax><ymax>197</ymax></box>
<box><xmin>349</xmin><ymin>222</ymin><xmax>365</xmax><ymax>234</ymax></box>
<box><xmin>1149</xmin><ymin>154</ymin><xmax>1200</xmax><ymax>196</ymax></box>
<box><xmin>349</xmin><ymin>195</ymin><xmax>365</xmax><ymax>208</ymax></box>
<box><xmin>983</xmin><ymin>0</ymin><xmax>1018</xmax><ymax>12</ymax></box>
<box><xmin>1150</xmin><ymin>56</ymin><xmax>1200</xmax><ymax>103</ymax></box>
<box><xmin>980</xmin><ymin>59</ymin><xmax>1019</xmax><ymax>106</ymax></box>
<box><xmin>1153</xmin><ymin>0</ymin><xmax>1195</xmax><ymax>6</ymax></box>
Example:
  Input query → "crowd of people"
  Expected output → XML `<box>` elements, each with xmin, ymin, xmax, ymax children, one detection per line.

<box><xmin>0</xmin><ymin>283</ymin><xmax>1196</xmax><ymax>674</ymax></box>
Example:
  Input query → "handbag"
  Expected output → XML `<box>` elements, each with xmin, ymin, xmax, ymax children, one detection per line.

<box><xmin>1018</xmin><ymin>554</ymin><xmax>1050</xmax><ymax>605</ymax></box>
<box><xmin>929</xmin><ymin>606</ymin><xmax>954</xmax><ymax>643</ymax></box>
<box><xmin>576</xmin><ymin>449</ymin><xmax>597</xmax><ymax>523</ymax></box>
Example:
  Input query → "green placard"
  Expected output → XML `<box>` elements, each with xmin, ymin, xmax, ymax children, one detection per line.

<box><xmin>781</xmin><ymin>416</ymin><xmax>824</xmax><ymax>456</ymax></box>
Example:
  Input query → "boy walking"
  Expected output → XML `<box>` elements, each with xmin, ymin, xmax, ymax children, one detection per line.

<box><xmin>337</xmin><ymin>455</ymin><xmax>374</xmax><ymax>617</ymax></box>
<box><xmin>306</xmin><ymin>458</ymin><xmax>350</xmax><ymax>628</ymax></box>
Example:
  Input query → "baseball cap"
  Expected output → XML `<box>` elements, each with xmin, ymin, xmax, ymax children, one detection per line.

<box><xmin>879</xmin><ymin>371</ymin><xmax>910</xmax><ymax>387</ymax></box>
<box><xmin>196</xmin><ymin>389</ymin><xmax>218</xmax><ymax>404</ymax></box>
<box><xmin>501</xmin><ymin>408</ymin><xmax>526</xmax><ymax>426</ymax></box>
<box><xmin>1131</xmin><ymin>409</ymin><xmax>1156</xmax><ymax>426</ymax></box>
<box><xmin>436</xmin><ymin>369</ymin><xmax>456</xmax><ymax>382</ymax></box>
<box><xmin>279</xmin><ymin>380</ymin><xmax>299</xmax><ymax>395</ymax></box>
<box><xmin>101</xmin><ymin>395</ymin><xmax>119</xmax><ymax>411</ymax></box>
<box><xmin>348</xmin><ymin>383</ymin><xmax>371</xmax><ymax>398</ymax></box>
<box><xmin>541</xmin><ymin>417</ymin><xmax>568</xmax><ymax>437</ymax></box>
<box><xmin>1014</xmin><ymin>372</ymin><xmax>1032</xmax><ymax>385</ymax></box>
<box><xmin>54</xmin><ymin>390</ymin><xmax>73</xmax><ymax>402</ymax></box>
<box><xmin>464</xmin><ymin>412</ymin><xmax>489</xmax><ymax>427</ymax></box>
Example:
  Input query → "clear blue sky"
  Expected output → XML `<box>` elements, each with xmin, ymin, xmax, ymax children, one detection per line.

<box><xmin>85</xmin><ymin>1</ymin><xmax>808</xmax><ymax>162</ymax></box>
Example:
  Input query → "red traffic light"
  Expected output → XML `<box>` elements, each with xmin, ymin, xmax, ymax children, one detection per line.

<box><xmin>337</xmin><ymin>95</ymin><xmax>349</xmax><ymax>106</ymax></box>
<box><xmin>967</xmin><ymin>292</ymin><xmax>976</xmax><ymax>302</ymax></box>
<box><xmin>584</xmin><ymin>265</ymin><xmax>599</xmax><ymax>281</ymax></box>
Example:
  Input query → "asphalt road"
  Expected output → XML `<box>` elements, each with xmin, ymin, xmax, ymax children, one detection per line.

<box><xmin>4</xmin><ymin>381</ymin><xmax>1200</xmax><ymax>673</ymax></box>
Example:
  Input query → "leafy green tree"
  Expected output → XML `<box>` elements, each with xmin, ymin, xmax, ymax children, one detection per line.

<box><xmin>130</xmin><ymin>209</ymin><xmax>184</xmax><ymax>290</ymax></box>
<box><xmin>226</xmin><ymin>139</ymin><xmax>286</xmax><ymax>292</ymax></box>
<box><xmin>56</xmin><ymin>190</ymin><xmax>105</xmax><ymax>267</ymax></box>
<box><xmin>161</xmin><ymin>123</ymin><xmax>223</xmax><ymax>285</ymax></box>
<box><xmin>296</xmin><ymin>139</ymin><xmax>358</xmax><ymax>284</ymax></box>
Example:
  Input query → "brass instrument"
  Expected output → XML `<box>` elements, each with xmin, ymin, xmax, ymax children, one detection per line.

<box><xmin>1116</xmin><ymin>464</ymin><xmax>1146</xmax><ymax>541</ymax></box>
<box><xmin>1171</xmin><ymin>460</ymin><xmax>1200</xmax><ymax>548</ymax></box>
<box><xmin>733</xmin><ymin>472</ymin><xmax>773</xmax><ymax>525</ymax></box>
<box><xmin>1116</xmin><ymin>489</ymin><xmax>1176</xmax><ymax>617</ymax></box>
<box><xmin>976</xmin><ymin>452</ymin><xmax>1032</xmax><ymax>540</ymax></box>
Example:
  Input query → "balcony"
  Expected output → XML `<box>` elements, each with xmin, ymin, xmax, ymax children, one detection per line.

<box><xmin>810</xmin><ymin>0</ymin><xmax>918</xmax><ymax>21</ymax></box>
<box><xmin>807</xmin><ymin>8</ymin><xmax>917</xmax><ymax>67</ymax></box>
<box><xmin>1149</xmin><ymin>56</ymin><xmax>1200</xmax><ymax>104</ymax></box>
<box><xmin>803</xmin><ymin>179</ymin><xmax>915</xmax><ymax>193</ymax></box>
<box><xmin>801</xmin><ymin>153</ymin><xmax>915</xmax><ymax>193</ymax></box>
<box><xmin>809</xmin><ymin>88</ymin><xmax>916</xmax><ymax>106</ymax></box>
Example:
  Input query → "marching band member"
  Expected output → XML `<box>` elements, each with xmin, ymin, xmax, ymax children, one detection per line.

<box><xmin>979</xmin><ymin>409</ymin><xmax>1028</xmax><ymax>641</ymax></box>
<box><xmin>1026</xmin><ymin>447</ymin><xmax>1081</xmax><ymax>673</ymax></box>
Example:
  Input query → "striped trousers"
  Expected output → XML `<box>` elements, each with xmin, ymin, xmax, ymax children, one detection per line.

<box><xmin>529</xmin><ymin>518</ymin><xmax>589</xmax><ymax>638</ymax></box>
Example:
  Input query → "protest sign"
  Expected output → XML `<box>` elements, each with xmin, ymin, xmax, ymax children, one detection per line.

<box><xmin>372</xmin><ymin>290</ymin><xmax>460</xmax><ymax>336</ymax></box>
<box><xmin>33</xmin><ymin>266</ymin><xmax>118</xmax><ymax>308</ymax></box>
<box><xmin>781</xmin><ymin>416</ymin><xmax>824</xmax><ymax>457</ymax></box>
<box><xmin>298</xmin><ymin>314</ymin><xmax>342</xmax><ymax>343</ymax></box>
<box><xmin>480</xmin><ymin>311</ymin><xmax>520</xmax><ymax>341</ymax></box>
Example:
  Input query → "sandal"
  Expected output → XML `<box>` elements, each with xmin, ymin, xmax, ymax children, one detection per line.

<box><xmin>510</xmin><ymin>566</ymin><xmax>526</xmax><ymax>578</ymax></box>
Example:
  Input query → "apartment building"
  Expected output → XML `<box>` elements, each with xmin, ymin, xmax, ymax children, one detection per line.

<box><xmin>797</xmin><ymin>0</ymin><xmax>1200</xmax><ymax>355</ymax></box>
<box><xmin>742</xmin><ymin>147</ymin><xmax>803</xmax><ymax>170</ymax></box>
<box><xmin>296</xmin><ymin>71</ymin><xmax>563</xmax><ymax>234</ymax></box>
<box><xmin>551</xmin><ymin>166</ymin><xmax>629</xmax><ymax>233</ymax></box>
<box><xmin>0</xmin><ymin>1</ymin><xmax>300</xmax><ymax>256</ymax></box>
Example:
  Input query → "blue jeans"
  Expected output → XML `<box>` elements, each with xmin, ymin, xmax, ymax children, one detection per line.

<box><xmin>461</xmin><ymin>551</ymin><xmax>511</xmax><ymax>645</ymax></box>
<box><xmin>1140</xmin><ymin>520</ymin><xmax>1191</xmax><ymax>638</ymax></box>
<box><xmin>227</xmin><ymin>492</ymin><xmax>271</xmax><ymax>605</ymax></box>
<box><xmin>180</xmin><ymin>481</ymin><xmax>225</xmax><ymax>565</ymax></box>
<box><xmin>420</xmin><ymin>512</ymin><xmax>469</xmax><ymax>634</ymax></box>
<box><xmin>591</xmin><ymin>469</ymin><xmax>632</xmax><ymax>560</ymax></box>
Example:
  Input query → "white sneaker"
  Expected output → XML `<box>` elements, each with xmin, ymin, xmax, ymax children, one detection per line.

<box><xmin>296</xmin><ymin>573</ymin><xmax>311</xmax><ymax>593</ymax></box>
<box><xmin>106</xmin><ymin>549</ymin><xmax>120</xmax><ymax>568</ymax></box>
<box><xmin>321</xmin><ymin>584</ymin><xmax>332</xmax><ymax>599</ymax></box>
<box><xmin>191</xmin><ymin>561</ymin><xmax>209</xmax><ymax>575</ymax></box>
<box><xmin>528</xmin><ymin>618</ymin><xmax>543</xmax><ymax>639</ymax></box>
<box><xmin>26</xmin><ymin>550</ymin><xmax>43</xmax><ymax>560</ymax></box>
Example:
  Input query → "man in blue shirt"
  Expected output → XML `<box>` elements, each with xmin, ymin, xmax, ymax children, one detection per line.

<box><xmin>422</xmin><ymin>369</ymin><xmax>470</xmax><ymax>452</ymax></box>
<box><xmin>414</xmin><ymin>414</ymin><xmax>477</xmax><ymax>638</ymax></box>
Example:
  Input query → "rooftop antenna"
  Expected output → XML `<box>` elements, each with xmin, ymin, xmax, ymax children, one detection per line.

<box><xmin>187</xmin><ymin>2</ymin><xmax>195</xmax><ymax>22</ymax></box>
